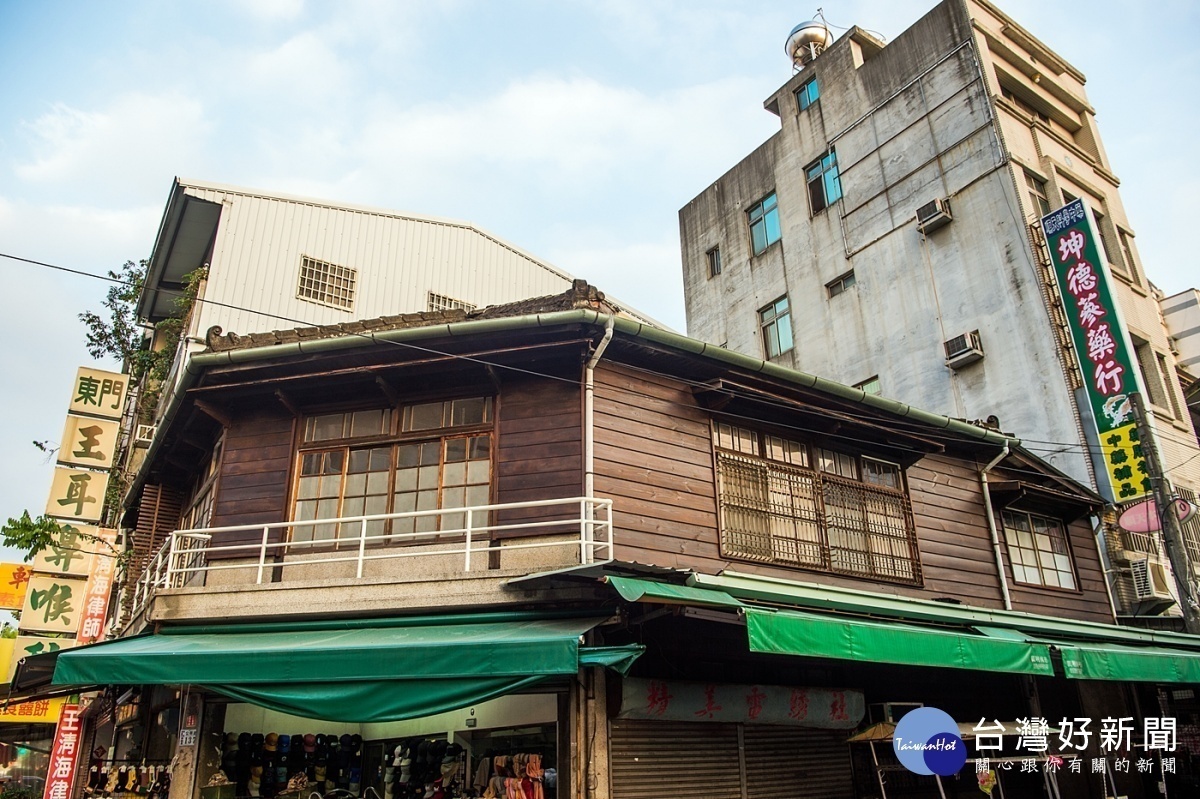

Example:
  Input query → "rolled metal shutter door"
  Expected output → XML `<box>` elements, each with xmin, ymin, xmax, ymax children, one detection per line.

<box><xmin>610</xmin><ymin>720</ymin><xmax>742</xmax><ymax>799</ymax></box>
<box><xmin>742</xmin><ymin>725</ymin><xmax>854</xmax><ymax>799</ymax></box>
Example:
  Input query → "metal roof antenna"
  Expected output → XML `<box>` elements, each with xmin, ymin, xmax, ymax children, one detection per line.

<box><xmin>785</xmin><ymin>10</ymin><xmax>834</xmax><ymax>72</ymax></box>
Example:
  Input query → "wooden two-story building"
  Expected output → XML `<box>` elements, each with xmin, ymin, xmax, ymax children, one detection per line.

<box><xmin>37</xmin><ymin>283</ymin><xmax>1200</xmax><ymax>799</ymax></box>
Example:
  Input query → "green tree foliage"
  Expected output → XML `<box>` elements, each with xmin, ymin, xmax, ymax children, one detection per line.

<box><xmin>78</xmin><ymin>260</ymin><xmax>154</xmax><ymax>383</ymax></box>
<box><xmin>0</xmin><ymin>511</ymin><xmax>63</xmax><ymax>561</ymax></box>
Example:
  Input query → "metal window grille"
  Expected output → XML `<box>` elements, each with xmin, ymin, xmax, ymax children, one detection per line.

<box><xmin>297</xmin><ymin>256</ymin><xmax>356</xmax><ymax>309</ymax></box>
<box><xmin>716</xmin><ymin>452</ymin><xmax>920</xmax><ymax>584</ymax></box>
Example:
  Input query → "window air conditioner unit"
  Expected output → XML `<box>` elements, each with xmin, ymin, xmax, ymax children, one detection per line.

<box><xmin>916</xmin><ymin>198</ymin><xmax>953</xmax><ymax>233</ymax></box>
<box><xmin>868</xmin><ymin>702</ymin><xmax>924</xmax><ymax>724</ymax></box>
<box><xmin>135</xmin><ymin>424</ymin><xmax>156</xmax><ymax>445</ymax></box>
<box><xmin>944</xmin><ymin>330</ymin><xmax>984</xmax><ymax>369</ymax></box>
<box><xmin>1131</xmin><ymin>557</ymin><xmax>1175</xmax><ymax>603</ymax></box>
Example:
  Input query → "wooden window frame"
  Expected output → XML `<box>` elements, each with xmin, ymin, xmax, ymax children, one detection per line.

<box><xmin>290</xmin><ymin>398</ymin><xmax>496</xmax><ymax>548</ymax></box>
<box><xmin>1000</xmin><ymin>508</ymin><xmax>1078</xmax><ymax>591</ymax></box>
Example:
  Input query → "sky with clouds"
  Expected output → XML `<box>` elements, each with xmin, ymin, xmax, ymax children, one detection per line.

<box><xmin>0</xmin><ymin>0</ymin><xmax>1196</xmax><ymax>562</ymax></box>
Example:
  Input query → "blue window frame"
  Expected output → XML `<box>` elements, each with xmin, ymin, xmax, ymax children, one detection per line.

<box><xmin>748</xmin><ymin>192</ymin><xmax>781</xmax><ymax>255</ymax></box>
<box><xmin>796</xmin><ymin>77</ymin><xmax>819</xmax><ymax>111</ymax></box>
<box><xmin>806</xmin><ymin>150</ymin><xmax>842</xmax><ymax>214</ymax></box>
<box><xmin>759</xmin><ymin>295</ymin><xmax>793</xmax><ymax>359</ymax></box>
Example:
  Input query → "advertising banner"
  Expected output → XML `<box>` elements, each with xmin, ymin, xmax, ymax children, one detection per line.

<box><xmin>618</xmin><ymin>677</ymin><xmax>864</xmax><ymax>729</ymax></box>
<box><xmin>1041</xmin><ymin>199</ymin><xmax>1149</xmax><ymax>503</ymax></box>
<box><xmin>42</xmin><ymin>703</ymin><xmax>82</xmax><ymax>799</ymax></box>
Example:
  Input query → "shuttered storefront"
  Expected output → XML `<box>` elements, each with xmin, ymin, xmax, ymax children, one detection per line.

<box><xmin>610</xmin><ymin>720</ymin><xmax>853</xmax><ymax>799</ymax></box>
<box><xmin>610</xmin><ymin>721</ymin><xmax>742</xmax><ymax>799</ymax></box>
<box><xmin>742</xmin><ymin>725</ymin><xmax>854</xmax><ymax>798</ymax></box>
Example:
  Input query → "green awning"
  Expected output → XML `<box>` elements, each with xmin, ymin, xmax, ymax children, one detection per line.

<box><xmin>52</xmin><ymin>615</ymin><xmax>642</xmax><ymax>722</ymax></box>
<box><xmin>745</xmin><ymin>608</ymin><xmax>1054</xmax><ymax>676</ymax></box>
<box><xmin>606</xmin><ymin>576</ymin><xmax>744</xmax><ymax>608</ymax></box>
<box><xmin>1059</xmin><ymin>642</ymin><xmax>1200</xmax><ymax>683</ymax></box>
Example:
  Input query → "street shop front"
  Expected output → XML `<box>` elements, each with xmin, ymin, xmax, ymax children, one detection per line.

<box><xmin>42</xmin><ymin>611</ymin><xmax>641</xmax><ymax>799</ymax></box>
<box><xmin>597</xmin><ymin>574</ymin><xmax>1200</xmax><ymax>799</ymax></box>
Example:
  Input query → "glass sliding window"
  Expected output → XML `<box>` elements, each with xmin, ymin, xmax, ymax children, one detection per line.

<box><xmin>759</xmin><ymin>296</ymin><xmax>793</xmax><ymax>359</ymax></box>
<box><xmin>706</xmin><ymin>246</ymin><xmax>722</xmax><ymax>278</ymax></box>
<box><xmin>806</xmin><ymin>150</ymin><xmax>842</xmax><ymax>214</ymax></box>
<box><xmin>1024</xmin><ymin>171</ymin><xmax>1051</xmax><ymax>217</ymax></box>
<box><xmin>795</xmin><ymin>77</ymin><xmax>819</xmax><ymax>111</ymax></box>
<box><xmin>748</xmin><ymin>193</ymin><xmax>781</xmax><ymax>255</ymax></box>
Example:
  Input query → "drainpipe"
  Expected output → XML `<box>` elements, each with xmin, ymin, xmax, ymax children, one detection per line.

<box><xmin>584</xmin><ymin>317</ymin><xmax>615</xmax><ymax>501</ymax></box>
<box><xmin>980</xmin><ymin>442</ymin><xmax>1013</xmax><ymax>610</ymax></box>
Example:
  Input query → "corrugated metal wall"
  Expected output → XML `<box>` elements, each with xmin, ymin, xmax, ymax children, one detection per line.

<box><xmin>609</xmin><ymin>720</ymin><xmax>854</xmax><ymax>799</ymax></box>
<box><xmin>183</xmin><ymin>185</ymin><xmax>574</xmax><ymax>339</ymax></box>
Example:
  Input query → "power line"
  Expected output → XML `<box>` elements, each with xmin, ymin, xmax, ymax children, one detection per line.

<box><xmin>4</xmin><ymin>250</ymin><xmax>1199</xmax><ymax>481</ymax></box>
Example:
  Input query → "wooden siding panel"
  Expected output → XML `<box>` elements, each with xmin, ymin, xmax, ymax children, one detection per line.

<box><xmin>209</xmin><ymin>407</ymin><xmax>295</xmax><ymax>557</ymax></box>
<box><xmin>494</xmin><ymin>378</ymin><xmax>581</xmax><ymax>532</ymax></box>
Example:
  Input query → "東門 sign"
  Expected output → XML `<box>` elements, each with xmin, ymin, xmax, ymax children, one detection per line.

<box><xmin>1041</xmin><ymin>199</ymin><xmax>1149</xmax><ymax>503</ymax></box>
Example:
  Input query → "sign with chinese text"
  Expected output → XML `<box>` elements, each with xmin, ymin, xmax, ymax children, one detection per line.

<box><xmin>1041</xmin><ymin>199</ymin><xmax>1148</xmax><ymax>503</ymax></box>
<box><xmin>77</xmin><ymin>528</ymin><xmax>118</xmax><ymax>645</ymax></box>
<box><xmin>617</xmin><ymin>677</ymin><xmax>864</xmax><ymax>729</ymax></box>
<box><xmin>42</xmin><ymin>702</ymin><xmax>82</xmax><ymax>799</ymax></box>
<box><xmin>44</xmin><ymin>467</ymin><xmax>109</xmax><ymax>522</ymax></box>
<box><xmin>0</xmin><ymin>562</ymin><xmax>33</xmax><ymax>610</ymax></box>
<box><xmin>67</xmin><ymin>368</ymin><xmax>126</xmax><ymax>420</ymax></box>
<box><xmin>56</xmin><ymin>417</ymin><xmax>120</xmax><ymax>470</ymax></box>
<box><xmin>32</xmin><ymin>524</ymin><xmax>98</xmax><ymax>578</ymax></box>
<box><xmin>0</xmin><ymin>696</ymin><xmax>68</xmax><ymax>725</ymax></box>
<box><xmin>8</xmin><ymin>637</ymin><xmax>79</xmax><ymax>681</ymax></box>
<box><xmin>19</xmin><ymin>575</ymin><xmax>87</xmax><ymax>634</ymax></box>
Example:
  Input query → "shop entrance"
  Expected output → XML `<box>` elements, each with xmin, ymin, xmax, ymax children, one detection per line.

<box><xmin>200</xmin><ymin>693</ymin><xmax>561</xmax><ymax>799</ymax></box>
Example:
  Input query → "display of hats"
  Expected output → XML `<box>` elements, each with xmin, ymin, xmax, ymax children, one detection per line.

<box><xmin>250</xmin><ymin>733</ymin><xmax>265</xmax><ymax>753</ymax></box>
<box><xmin>263</xmin><ymin>733</ymin><xmax>278</xmax><ymax>752</ymax></box>
<box><xmin>303</xmin><ymin>734</ymin><xmax>317</xmax><ymax>753</ymax></box>
<box><xmin>224</xmin><ymin>733</ymin><xmax>238</xmax><ymax>749</ymax></box>
<box><xmin>350</xmin><ymin>734</ymin><xmax>362</xmax><ymax>752</ymax></box>
<box><xmin>339</xmin><ymin>734</ymin><xmax>353</xmax><ymax>750</ymax></box>
<box><xmin>278</xmin><ymin>735</ymin><xmax>291</xmax><ymax>754</ymax></box>
<box><xmin>238</xmin><ymin>733</ymin><xmax>252</xmax><ymax>749</ymax></box>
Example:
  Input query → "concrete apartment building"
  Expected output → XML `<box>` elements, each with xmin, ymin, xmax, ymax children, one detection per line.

<box><xmin>679</xmin><ymin>0</ymin><xmax>1200</xmax><ymax>618</ymax></box>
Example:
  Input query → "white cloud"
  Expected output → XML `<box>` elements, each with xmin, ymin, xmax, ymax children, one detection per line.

<box><xmin>341</xmin><ymin>73</ymin><xmax>772</xmax><ymax>207</ymax></box>
<box><xmin>14</xmin><ymin>93</ymin><xmax>210</xmax><ymax>200</ymax></box>
<box><xmin>236</xmin><ymin>0</ymin><xmax>306</xmax><ymax>22</ymax></box>
<box><xmin>244</xmin><ymin>32</ymin><xmax>352</xmax><ymax>100</ymax></box>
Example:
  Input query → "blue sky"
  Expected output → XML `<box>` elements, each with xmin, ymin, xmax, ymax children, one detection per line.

<box><xmin>0</xmin><ymin>0</ymin><xmax>1196</xmax><ymax>562</ymax></box>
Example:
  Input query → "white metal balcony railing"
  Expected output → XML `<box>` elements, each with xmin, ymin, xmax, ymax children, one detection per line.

<box><xmin>128</xmin><ymin>497</ymin><xmax>614</xmax><ymax>619</ymax></box>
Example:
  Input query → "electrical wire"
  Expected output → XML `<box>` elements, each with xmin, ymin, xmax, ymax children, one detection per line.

<box><xmin>4</xmin><ymin>250</ymin><xmax>1199</xmax><ymax>481</ymax></box>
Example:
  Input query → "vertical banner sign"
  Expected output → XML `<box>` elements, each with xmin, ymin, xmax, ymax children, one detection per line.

<box><xmin>1041</xmin><ymin>199</ymin><xmax>1149</xmax><ymax>503</ymax></box>
<box><xmin>20</xmin><ymin>575</ymin><xmax>87</xmax><ymax>634</ymax></box>
<box><xmin>67</xmin><ymin>368</ymin><xmax>126</xmax><ymax>420</ymax></box>
<box><xmin>43</xmin><ymin>703</ymin><xmax>82</xmax><ymax>799</ymax></box>
<box><xmin>77</xmin><ymin>528</ymin><xmax>118</xmax><ymax>644</ymax></box>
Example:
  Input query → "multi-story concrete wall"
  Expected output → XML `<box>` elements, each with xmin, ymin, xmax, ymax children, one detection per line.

<box><xmin>680</xmin><ymin>0</ymin><xmax>1200</xmax><ymax>613</ymax></box>
<box><xmin>681</xmin><ymin>0</ymin><xmax>1200</xmax><ymax>496</ymax></box>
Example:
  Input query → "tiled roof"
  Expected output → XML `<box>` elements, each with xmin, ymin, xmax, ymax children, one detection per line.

<box><xmin>203</xmin><ymin>280</ymin><xmax>618</xmax><ymax>352</ymax></box>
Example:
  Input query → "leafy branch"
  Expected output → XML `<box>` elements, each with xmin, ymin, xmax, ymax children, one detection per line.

<box><xmin>0</xmin><ymin>512</ymin><xmax>130</xmax><ymax>575</ymax></box>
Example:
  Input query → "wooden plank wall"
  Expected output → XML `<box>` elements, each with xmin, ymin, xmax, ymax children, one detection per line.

<box><xmin>592</xmin><ymin>363</ymin><xmax>725</xmax><ymax>570</ymax></box>
<box><xmin>593</xmin><ymin>362</ymin><xmax>1114</xmax><ymax>623</ymax></box>
<box><xmin>208</xmin><ymin>403</ymin><xmax>295</xmax><ymax>557</ymax></box>
<box><xmin>494</xmin><ymin>376</ymin><xmax>582</xmax><ymax>532</ymax></box>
